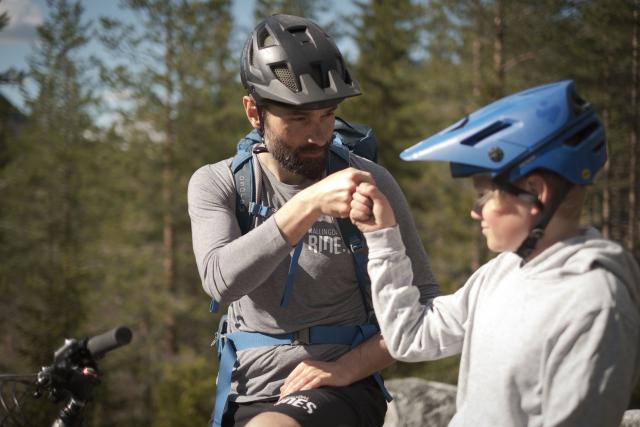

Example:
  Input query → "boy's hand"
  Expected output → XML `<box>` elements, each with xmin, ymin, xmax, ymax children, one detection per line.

<box><xmin>302</xmin><ymin>167</ymin><xmax>375</xmax><ymax>219</ymax></box>
<box><xmin>350</xmin><ymin>182</ymin><xmax>397</xmax><ymax>232</ymax></box>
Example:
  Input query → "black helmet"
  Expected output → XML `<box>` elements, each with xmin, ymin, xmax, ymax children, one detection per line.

<box><xmin>241</xmin><ymin>14</ymin><xmax>361</xmax><ymax>109</ymax></box>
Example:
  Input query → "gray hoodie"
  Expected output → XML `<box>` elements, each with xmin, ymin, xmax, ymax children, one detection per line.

<box><xmin>366</xmin><ymin>226</ymin><xmax>640</xmax><ymax>427</ymax></box>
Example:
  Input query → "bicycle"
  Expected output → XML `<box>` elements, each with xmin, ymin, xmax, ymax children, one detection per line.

<box><xmin>0</xmin><ymin>326</ymin><xmax>132</xmax><ymax>427</ymax></box>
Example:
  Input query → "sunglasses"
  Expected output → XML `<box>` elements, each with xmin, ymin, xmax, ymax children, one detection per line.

<box><xmin>472</xmin><ymin>181</ymin><xmax>544</xmax><ymax>215</ymax></box>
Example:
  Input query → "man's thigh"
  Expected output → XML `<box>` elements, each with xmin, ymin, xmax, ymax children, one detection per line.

<box><xmin>222</xmin><ymin>377</ymin><xmax>387</xmax><ymax>427</ymax></box>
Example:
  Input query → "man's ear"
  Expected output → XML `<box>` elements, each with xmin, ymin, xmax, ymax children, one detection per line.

<box><xmin>525</xmin><ymin>174</ymin><xmax>550</xmax><ymax>215</ymax></box>
<box><xmin>242</xmin><ymin>96</ymin><xmax>261</xmax><ymax>130</ymax></box>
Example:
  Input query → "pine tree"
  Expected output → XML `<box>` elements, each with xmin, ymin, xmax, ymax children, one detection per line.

<box><xmin>0</xmin><ymin>0</ymin><xmax>100</xmax><ymax>422</ymax></box>
<box><xmin>253</xmin><ymin>0</ymin><xmax>329</xmax><ymax>21</ymax></box>
<box><xmin>629</xmin><ymin>1</ymin><xmax>639</xmax><ymax>257</ymax></box>
<box><xmin>96</xmin><ymin>1</ymin><xmax>242</xmax><ymax>423</ymax></box>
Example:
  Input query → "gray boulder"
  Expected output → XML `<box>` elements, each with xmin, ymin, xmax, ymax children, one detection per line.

<box><xmin>383</xmin><ymin>378</ymin><xmax>456</xmax><ymax>427</ymax></box>
<box><xmin>382</xmin><ymin>377</ymin><xmax>640</xmax><ymax>427</ymax></box>
<box><xmin>622</xmin><ymin>410</ymin><xmax>640</xmax><ymax>427</ymax></box>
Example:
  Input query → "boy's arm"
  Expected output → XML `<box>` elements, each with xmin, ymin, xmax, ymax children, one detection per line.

<box><xmin>542</xmin><ymin>302</ymin><xmax>639</xmax><ymax>426</ymax></box>
<box><xmin>353</xmin><ymin>183</ymin><xmax>472</xmax><ymax>361</ymax></box>
<box><xmin>366</xmin><ymin>225</ymin><xmax>469</xmax><ymax>361</ymax></box>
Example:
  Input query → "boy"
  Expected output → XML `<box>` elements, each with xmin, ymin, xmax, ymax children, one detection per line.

<box><xmin>350</xmin><ymin>81</ymin><xmax>640</xmax><ymax>426</ymax></box>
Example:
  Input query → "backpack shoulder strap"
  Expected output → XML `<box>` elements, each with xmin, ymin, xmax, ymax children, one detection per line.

<box><xmin>327</xmin><ymin>142</ymin><xmax>375</xmax><ymax>318</ymax></box>
<box><xmin>232</xmin><ymin>129</ymin><xmax>269</xmax><ymax>235</ymax></box>
<box><xmin>210</xmin><ymin>130</ymin><xmax>265</xmax><ymax>313</ymax></box>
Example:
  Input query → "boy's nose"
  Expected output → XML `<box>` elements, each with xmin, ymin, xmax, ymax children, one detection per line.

<box><xmin>470</xmin><ymin>208</ymin><xmax>482</xmax><ymax>220</ymax></box>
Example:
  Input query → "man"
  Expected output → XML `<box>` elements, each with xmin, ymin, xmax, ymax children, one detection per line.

<box><xmin>188</xmin><ymin>14</ymin><xmax>438</xmax><ymax>427</ymax></box>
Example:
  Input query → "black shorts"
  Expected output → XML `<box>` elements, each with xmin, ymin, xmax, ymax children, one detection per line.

<box><xmin>221</xmin><ymin>376</ymin><xmax>387</xmax><ymax>427</ymax></box>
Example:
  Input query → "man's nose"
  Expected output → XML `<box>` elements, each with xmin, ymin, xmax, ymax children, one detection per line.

<box><xmin>306</xmin><ymin>123</ymin><xmax>331</xmax><ymax>145</ymax></box>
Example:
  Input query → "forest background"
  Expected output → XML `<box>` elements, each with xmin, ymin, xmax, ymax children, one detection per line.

<box><xmin>1</xmin><ymin>0</ymin><xmax>639</xmax><ymax>425</ymax></box>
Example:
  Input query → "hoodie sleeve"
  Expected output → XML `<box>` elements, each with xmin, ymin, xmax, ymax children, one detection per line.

<box><xmin>541</xmin><ymin>271</ymin><xmax>640</xmax><ymax>427</ymax></box>
<box><xmin>365</xmin><ymin>225</ymin><xmax>484</xmax><ymax>362</ymax></box>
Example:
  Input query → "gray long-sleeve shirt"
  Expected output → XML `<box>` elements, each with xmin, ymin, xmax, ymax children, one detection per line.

<box><xmin>188</xmin><ymin>154</ymin><xmax>438</xmax><ymax>402</ymax></box>
<box><xmin>366</xmin><ymin>226</ymin><xmax>640</xmax><ymax>427</ymax></box>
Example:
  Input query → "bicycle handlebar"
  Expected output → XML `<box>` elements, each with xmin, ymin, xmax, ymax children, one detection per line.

<box><xmin>0</xmin><ymin>326</ymin><xmax>133</xmax><ymax>427</ymax></box>
<box><xmin>86</xmin><ymin>326</ymin><xmax>132</xmax><ymax>359</ymax></box>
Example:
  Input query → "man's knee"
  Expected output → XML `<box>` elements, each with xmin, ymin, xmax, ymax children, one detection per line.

<box><xmin>245</xmin><ymin>411</ymin><xmax>301</xmax><ymax>427</ymax></box>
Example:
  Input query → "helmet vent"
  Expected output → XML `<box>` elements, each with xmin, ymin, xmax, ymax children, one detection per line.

<box><xmin>258</xmin><ymin>29</ymin><xmax>275</xmax><ymax>48</ymax></box>
<box><xmin>336</xmin><ymin>57</ymin><xmax>352</xmax><ymax>84</ymax></box>
<box><xmin>310</xmin><ymin>62</ymin><xmax>328</xmax><ymax>88</ymax></box>
<box><xmin>564</xmin><ymin>121</ymin><xmax>599</xmax><ymax>147</ymax></box>
<box><xmin>336</xmin><ymin>57</ymin><xmax>344</xmax><ymax>79</ymax></box>
<box><xmin>343</xmin><ymin>65</ymin><xmax>353</xmax><ymax>84</ymax></box>
<box><xmin>461</xmin><ymin>120</ymin><xmax>511</xmax><ymax>146</ymax></box>
<box><xmin>570</xmin><ymin>90</ymin><xmax>589</xmax><ymax>116</ymax></box>
<box><xmin>288</xmin><ymin>26</ymin><xmax>311</xmax><ymax>44</ymax></box>
<box><xmin>592</xmin><ymin>139</ymin><xmax>605</xmax><ymax>153</ymax></box>
<box><xmin>271</xmin><ymin>64</ymin><xmax>299</xmax><ymax>92</ymax></box>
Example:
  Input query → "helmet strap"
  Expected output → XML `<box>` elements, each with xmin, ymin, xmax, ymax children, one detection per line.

<box><xmin>257</xmin><ymin>105</ymin><xmax>266</xmax><ymax>138</ymax></box>
<box><xmin>494</xmin><ymin>179</ymin><xmax>573</xmax><ymax>261</ymax></box>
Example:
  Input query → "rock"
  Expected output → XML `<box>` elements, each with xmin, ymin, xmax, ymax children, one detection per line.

<box><xmin>622</xmin><ymin>410</ymin><xmax>640</xmax><ymax>427</ymax></box>
<box><xmin>383</xmin><ymin>378</ymin><xmax>456</xmax><ymax>427</ymax></box>
<box><xmin>382</xmin><ymin>377</ymin><xmax>639</xmax><ymax>427</ymax></box>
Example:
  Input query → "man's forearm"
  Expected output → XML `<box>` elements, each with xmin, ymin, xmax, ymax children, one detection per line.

<box><xmin>273</xmin><ymin>190</ymin><xmax>322</xmax><ymax>246</ymax></box>
<box><xmin>335</xmin><ymin>332</ymin><xmax>395</xmax><ymax>384</ymax></box>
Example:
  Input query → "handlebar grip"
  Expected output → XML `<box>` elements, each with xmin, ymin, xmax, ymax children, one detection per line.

<box><xmin>86</xmin><ymin>326</ymin><xmax>132</xmax><ymax>358</ymax></box>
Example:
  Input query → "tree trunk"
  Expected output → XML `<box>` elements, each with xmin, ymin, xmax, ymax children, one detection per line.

<box><xmin>600</xmin><ymin>24</ymin><xmax>612</xmax><ymax>239</ymax></box>
<box><xmin>471</xmin><ymin>0</ymin><xmax>484</xmax><ymax>271</ymax></box>
<box><xmin>493</xmin><ymin>0</ymin><xmax>506</xmax><ymax>98</ymax></box>
<box><xmin>629</xmin><ymin>2</ymin><xmax>639</xmax><ymax>255</ymax></box>
<box><xmin>162</xmin><ymin>8</ymin><xmax>177</xmax><ymax>356</ymax></box>
<box><xmin>602</xmin><ymin>106</ymin><xmax>611</xmax><ymax>239</ymax></box>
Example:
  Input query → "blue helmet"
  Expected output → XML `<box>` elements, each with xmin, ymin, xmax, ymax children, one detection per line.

<box><xmin>401</xmin><ymin>80</ymin><xmax>607</xmax><ymax>185</ymax></box>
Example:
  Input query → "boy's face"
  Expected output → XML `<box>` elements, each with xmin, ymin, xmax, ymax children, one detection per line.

<box><xmin>470</xmin><ymin>176</ymin><xmax>537</xmax><ymax>253</ymax></box>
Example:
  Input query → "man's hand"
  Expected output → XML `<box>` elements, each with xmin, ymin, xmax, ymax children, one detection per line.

<box><xmin>274</xmin><ymin>168</ymin><xmax>375</xmax><ymax>245</ymax></box>
<box><xmin>279</xmin><ymin>360</ymin><xmax>350</xmax><ymax>397</ymax></box>
<box><xmin>350</xmin><ymin>182</ymin><xmax>397</xmax><ymax>232</ymax></box>
<box><xmin>303</xmin><ymin>167</ymin><xmax>376</xmax><ymax>218</ymax></box>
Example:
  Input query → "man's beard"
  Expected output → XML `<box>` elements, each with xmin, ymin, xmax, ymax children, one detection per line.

<box><xmin>266</xmin><ymin>130</ymin><xmax>329</xmax><ymax>180</ymax></box>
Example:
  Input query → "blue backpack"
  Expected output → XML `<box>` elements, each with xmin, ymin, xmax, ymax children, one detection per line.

<box><xmin>208</xmin><ymin>117</ymin><xmax>390</xmax><ymax>427</ymax></box>
<box><xmin>210</xmin><ymin>116</ymin><xmax>378</xmax><ymax>313</ymax></box>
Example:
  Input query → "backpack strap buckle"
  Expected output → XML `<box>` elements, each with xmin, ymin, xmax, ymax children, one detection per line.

<box><xmin>349</xmin><ymin>238</ymin><xmax>365</xmax><ymax>254</ymax></box>
<box><xmin>248</xmin><ymin>202</ymin><xmax>272</xmax><ymax>219</ymax></box>
<box><xmin>292</xmin><ymin>328</ymin><xmax>310</xmax><ymax>345</ymax></box>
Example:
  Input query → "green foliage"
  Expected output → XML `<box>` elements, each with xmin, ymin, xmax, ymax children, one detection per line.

<box><xmin>0</xmin><ymin>0</ymin><xmax>95</xmax><ymax>371</ymax></box>
<box><xmin>385</xmin><ymin>355</ymin><xmax>461</xmax><ymax>386</ymax></box>
<box><xmin>151</xmin><ymin>349</ymin><xmax>216</xmax><ymax>426</ymax></box>
<box><xmin>253</xmin><ymin>0</ymin><xmax>330</xmax><ymax>23</ymax></box>
<box><xmin>1</xmin><ymin>0</ymin><xmax>639</xmax><ymax>422</ymax></box>
<box><xmin>342</xmin><ymin>0</ymin><xmax>425</xmax><ymax>170</ymax></box>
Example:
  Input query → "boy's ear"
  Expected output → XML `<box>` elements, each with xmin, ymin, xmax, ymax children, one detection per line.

<box><xmin>242</xmin><ymin>96</ymin><xmax>261</xmax><ymax>130</ymax></box>
<box><xmin>525</xmin><ymin>174</ymin><xmax>550</xmax><ymax>215</ymax></box>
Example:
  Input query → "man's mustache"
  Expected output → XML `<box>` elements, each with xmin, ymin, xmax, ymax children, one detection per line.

<box><xmin>297</xmin><ymin>142</ymin><xmax>330</xmax><ymax>153</ymax></box>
